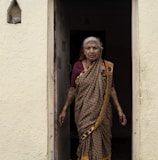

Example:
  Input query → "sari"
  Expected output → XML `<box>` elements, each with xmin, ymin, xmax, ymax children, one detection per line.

<box><xmin>74</xmin><ymin>58</ymin><xmax>114</xmax><ymax>160</ymax></box>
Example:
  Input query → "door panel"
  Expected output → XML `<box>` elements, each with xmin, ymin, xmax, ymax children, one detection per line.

<box><xmin>54</xmin><ymin>0</ymin><xmax>70</xmax><ymax>159</ymax></box>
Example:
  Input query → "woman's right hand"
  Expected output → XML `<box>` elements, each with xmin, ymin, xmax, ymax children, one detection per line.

<box><xmin>58</xmin><ymin>110</ymin><xmax>66</xmax><ymax>126</ymax></box>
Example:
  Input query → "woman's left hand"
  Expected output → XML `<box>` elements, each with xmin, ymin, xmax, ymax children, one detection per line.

<box><xmin>118</xmin><ymin>111</ymin><xmax>127</xmax><ymax>126</ymax></box>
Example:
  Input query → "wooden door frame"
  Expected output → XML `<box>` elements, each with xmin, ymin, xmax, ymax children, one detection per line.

<box><xmin>47</xmin><ymin>0</ymin><xmax>55</xmax><ymax>160</ymax></box>
<box><xmin>47</xmin><ymin>0</ymin><xmax>140</xmax><ymax>160</ymax></box>
<box><xmin>132</xmin><ymin>0</ymin><xmax>140</xmax><ymax>160</ymax></box>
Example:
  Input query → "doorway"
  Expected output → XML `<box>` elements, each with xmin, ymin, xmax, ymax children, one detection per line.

<box><xmin>54</xmin><ymin>0</ymin><xmax>132</xmax><ymax>160</ymax></box>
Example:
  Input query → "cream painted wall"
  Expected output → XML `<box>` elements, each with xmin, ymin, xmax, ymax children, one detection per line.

<box><xmin>0</xmin><ymin>1</ymin><xmax>48</xmax><ymax>160</ymax></box>
<box><xmin>138</xmin><ymin>0</ymin><xmax>158</xmax><ymax>159</ymax></box>
<box><xmin>1</xmin><ymin>0</ymin><xmax>158</xmax><ymax>160</ymax></box>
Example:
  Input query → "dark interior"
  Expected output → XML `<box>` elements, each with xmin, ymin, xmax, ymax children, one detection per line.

<box><xmin>61</xmin><ymin>0</ymin><xmax>132</xmax><ymax>159</ymax></box>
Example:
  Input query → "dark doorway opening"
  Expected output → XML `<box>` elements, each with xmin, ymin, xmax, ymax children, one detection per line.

<box><xmin>57</xmin><ymin>0</ymin><xmax>132</xmax><ymax>159</ymax></box>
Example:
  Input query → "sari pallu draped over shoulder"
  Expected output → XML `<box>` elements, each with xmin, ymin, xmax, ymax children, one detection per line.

<box><xmin>75</xmin><ymin>58</ymin><xmax>114</xmax><ymax>160</ymax></box>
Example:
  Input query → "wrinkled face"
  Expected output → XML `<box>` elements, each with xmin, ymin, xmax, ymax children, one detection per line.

<box><xmin>83</xmin><ymin>41</ymin><xmax>101</xmax><ymax>62</ymax></box>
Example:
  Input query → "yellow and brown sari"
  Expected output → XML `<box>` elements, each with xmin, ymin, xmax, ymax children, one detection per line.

<box><xmin>74</xmin><ymin>58</ymin><xmax>114</xmax><ymax>160</ymax></box>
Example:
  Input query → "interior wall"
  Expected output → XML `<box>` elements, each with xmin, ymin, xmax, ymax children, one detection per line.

<box><xmin>63</xmin><ymin>0</ymin><xmax>132</xmax><ymax>138</ymax></box>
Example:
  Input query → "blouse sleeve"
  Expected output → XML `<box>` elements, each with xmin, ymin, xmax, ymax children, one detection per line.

<box><xmin>70</xmin><ymin>63</ymin><xmax>78</xmax><ymax>88</ymax></box>
<box><xmin>70</xmin><ymin>61</ymin><xmax>84</xmax><ymax>88</ymax></box>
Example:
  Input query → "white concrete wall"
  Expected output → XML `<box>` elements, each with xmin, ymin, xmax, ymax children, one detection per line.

<box><xmin>0</xmin><ymin>1</ymin><xmax>48</xmax><ymax>160</ymax></box>
<box><xmin>138</xmin><ymin>0</ymin><xmax>158</xmax><ymax>159</ymax></box>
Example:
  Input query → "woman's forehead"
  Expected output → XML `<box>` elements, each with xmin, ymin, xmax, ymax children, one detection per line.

<box><xmin>84</xmin><ymin>41</ymin><xmax>98</xmax><ymax>47</ymax></box>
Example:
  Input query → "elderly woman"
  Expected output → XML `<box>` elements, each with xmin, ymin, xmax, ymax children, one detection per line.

<box><xmin>59</xmin><ymin>36</ymin><xmax>127</xmax><ymax>160</ymax></box>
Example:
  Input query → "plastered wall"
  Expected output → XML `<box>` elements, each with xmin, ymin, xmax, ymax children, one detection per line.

<box><xmin>0</xmin><ymin>1</ymin><xmax>48</xmax><ymax>160</ymax></box>
<box><xmin>1</xmin><ymin>0</ymin><xmax>158</xmax><ymax>160</ymax></box>
<box><xmin>138</xmin><ymin>0</ymin><xmax>158</xmax><ymax>159</ymax></box>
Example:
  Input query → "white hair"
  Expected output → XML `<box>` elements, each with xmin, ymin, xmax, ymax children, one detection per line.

<box><xmin>82</xmin><ymin>36</ymin><xmax>103</xmax><ymax>50</ymax></box>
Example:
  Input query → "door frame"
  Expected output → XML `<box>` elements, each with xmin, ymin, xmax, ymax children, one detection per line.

<box><xmin>47</xmin><ymin>0</ymin><xmax>140</xmax><ymax>160</ymax></box>
<box><xmin>132</xmin><ymin>0</ymin><xmax>140</xmax><ymax>160</ymax></box>
<box><xmin>47</xmin><ymin>0</ymin><xmax>55</xmax><ymax>160</ymax></box>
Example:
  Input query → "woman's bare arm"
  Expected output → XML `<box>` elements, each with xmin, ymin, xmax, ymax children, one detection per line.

<box><xmin>110</xmin><ymin>87</ymin><xmax>127</xmax><ymax>126</ymax></box>
<box><xmin>58</xmin><ymin>87</ymin><xmax>76</xmax><ymax>126</ymax></box>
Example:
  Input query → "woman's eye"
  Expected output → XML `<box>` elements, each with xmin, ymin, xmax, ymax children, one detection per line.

<box><xmin>85</xmin><ymin>46</ymin><xmax>98</xmax><ymax>50</ymax></box>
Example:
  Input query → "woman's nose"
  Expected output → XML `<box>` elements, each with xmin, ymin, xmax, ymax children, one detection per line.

<box><xmin>89</xmin><ymin>48</ymin><xmax>94</xmax><ymax>52</ymax></box>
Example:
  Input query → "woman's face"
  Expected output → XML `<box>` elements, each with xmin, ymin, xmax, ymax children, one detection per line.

<box><xmin>83</xmin><ymin>41</ymin><xmax>101</xmax><ymax>62</ymax></box>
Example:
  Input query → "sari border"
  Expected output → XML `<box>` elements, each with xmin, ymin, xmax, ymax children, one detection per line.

<box><xmin>79</xmin><ymin>153</ymin><xmax>111</xmax><ymax>160</ymax></box>
<box><xmin>93</xmin><ymin>60</ymin><xmax>113</xmax><ymax>130</ymax></box>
